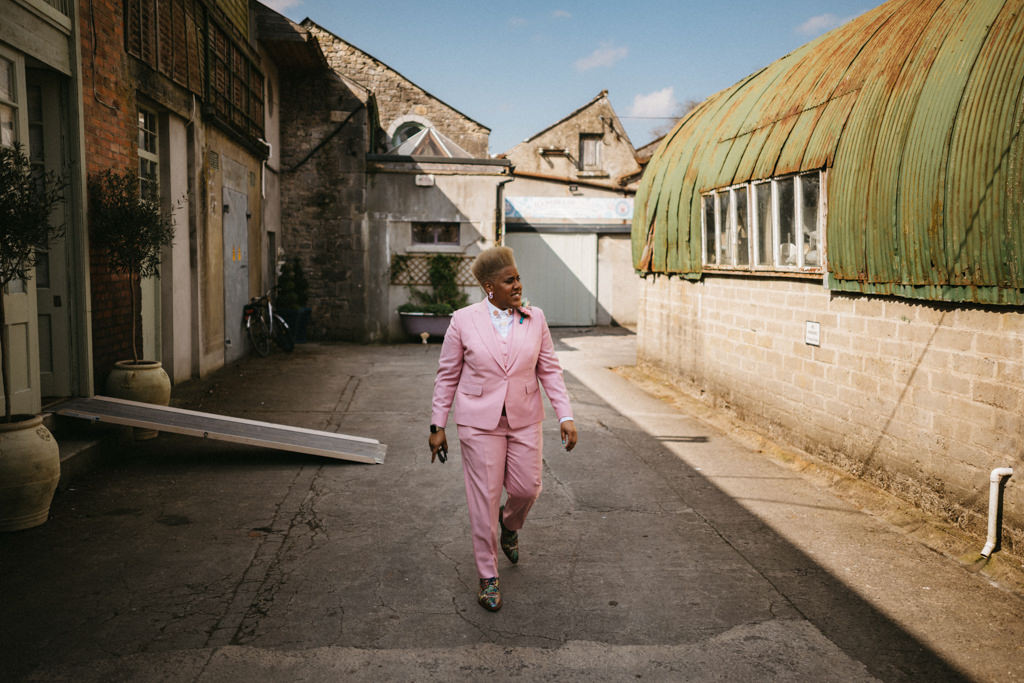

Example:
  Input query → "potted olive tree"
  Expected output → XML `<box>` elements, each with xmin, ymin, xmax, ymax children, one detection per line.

<box><xmin>0</xmin><ymin>143</ymin><xmax>64</xmax><ymax>530</ymax></box>
<box><xmin>89</xmin><ymin>169</ymin><xmax>175</xmax><ymax>437</ymax></box>
<box><xmin>396</xmin><ymin>253</ymin><xmax>468</xmax><ymax>340</ymax></box>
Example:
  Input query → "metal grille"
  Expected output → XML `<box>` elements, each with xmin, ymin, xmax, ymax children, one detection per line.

<box><xmin>390</xmin><ymin>255</ymin><xmax>476</xmax><ymax>287</ymax></box>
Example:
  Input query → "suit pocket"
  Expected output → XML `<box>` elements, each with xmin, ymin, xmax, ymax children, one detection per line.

<box><xmin>459</xmin><ymin>382</ymin><xmax>484</xmax><ymax>396</ymax></box>
<box><xmin>523</xmin><ymin>381</ymin><xmax>538</xmax><ymax>395</ymax></box>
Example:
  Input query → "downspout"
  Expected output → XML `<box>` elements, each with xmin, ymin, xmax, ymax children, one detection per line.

<box><xmin>495</xmin><ymin>165</ymin><xmax>515</xmax><ymax>246</ymax></box>
<box><xmin>980</xmin><ymin>467</ymin><xmax>1013</xmax><ymax>558</ymax></box>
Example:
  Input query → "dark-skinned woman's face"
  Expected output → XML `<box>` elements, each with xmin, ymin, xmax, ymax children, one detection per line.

<box><xmin>486</xmin><ymin>265</ymin><xmax>522</xmax><ymax>310</ymax></box>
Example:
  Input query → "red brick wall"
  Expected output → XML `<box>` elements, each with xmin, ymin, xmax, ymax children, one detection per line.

<box><xmin>81</xmin><ymin>0</ymin><xmax>141</xmax><ymax>387</ymax></box>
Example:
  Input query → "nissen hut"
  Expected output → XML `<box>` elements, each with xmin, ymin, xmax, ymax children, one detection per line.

<box><xmin>633</xmin><ymin>0</ymin><xmax>1023</xmax><ymax>548</ymax></box>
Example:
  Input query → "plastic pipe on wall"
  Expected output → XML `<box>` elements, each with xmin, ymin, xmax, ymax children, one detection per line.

<box><xmin>980</xmin><ymin>467</ymin><xmax>1014</xmax><ymax>558</ymax></box>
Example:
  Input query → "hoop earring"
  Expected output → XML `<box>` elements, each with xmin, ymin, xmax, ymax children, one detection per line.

<box><xmin>488</xmin><ymin>291</ymin><xmax>494</xmax><ymax>300</ymax></box>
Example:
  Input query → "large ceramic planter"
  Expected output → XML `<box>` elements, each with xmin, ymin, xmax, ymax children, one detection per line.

<box><xmin>0</xmin><ymin>415</ymin><xmax>60</xmax><ymax>531</ymax></box>
<box><xmin>105</xmin><ymin>360</ymin><xmax>172</xmax><ymax>439</ymax></box>
<box><xmin>398</xmin><ymin>311</ymin><xmax>452</xmax><ymax>341</ymax></box>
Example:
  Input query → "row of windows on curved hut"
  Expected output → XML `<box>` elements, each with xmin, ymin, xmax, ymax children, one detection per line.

<box><xmin>702</xmin><ymin>170</ymin><xmax>823</xmax><ymax>273</ymax></box>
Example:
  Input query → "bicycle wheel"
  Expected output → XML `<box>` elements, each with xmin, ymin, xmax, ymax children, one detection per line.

<box><xmin>248</xmin><ymin>308</ymin><xmax>272</xmax><ymax>357</ymax></box>
<box><xmin>273</xmin><ymin>314</ymin><xmax>295</xmax><ymax>352</ymax></box>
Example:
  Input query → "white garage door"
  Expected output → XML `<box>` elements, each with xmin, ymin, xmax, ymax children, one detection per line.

<box><xmin>505</xmin><ymin>232</ymin><xmax>597</xmax><ymax>326</ymax></box>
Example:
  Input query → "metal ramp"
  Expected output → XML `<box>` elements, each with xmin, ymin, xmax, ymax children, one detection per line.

<box><xmin>57</xmin><ymin>396</ymin><xmax>385</xmax><ymax>464</ymax></box>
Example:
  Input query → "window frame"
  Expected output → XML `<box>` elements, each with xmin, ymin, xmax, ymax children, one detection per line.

<box><xmin>137</xmin><ymin>106</ymin><xmax>159</xmax><ymax>201</ymax></box>
<box><xmin>0</xmin><ymin>47</ymin><xmax>26</xmax><ymax>150</ymax></box>
<box><xmin>700</xmin><ymin>169</ymin><xmax>827</xmax><ymax>276</ymax></box>
<box><xmin>410</xmin><ymin>221</ymin><xmax>461</xmax><ymax>247</ymax></box>
<box><xmin>578</xmin><ymin>133</ymin><xmax>602</xmax><ymax>172</ymax></box>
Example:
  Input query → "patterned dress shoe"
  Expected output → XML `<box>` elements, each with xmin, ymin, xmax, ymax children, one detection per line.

<box><xmin>478</xmin><ymin>577</ymin><xmax>502</xmax><ymax>611</ymax></box>
<box><xmin>499</xmin><ymin>505</ymin><xmax>519</xmax><ymax>564</ymax></box>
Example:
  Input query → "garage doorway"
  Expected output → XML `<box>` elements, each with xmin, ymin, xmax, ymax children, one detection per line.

<box><xmin>504</xmin><ymin>232</ymin><xmax>597</xmax><ymax>326</ymax></box>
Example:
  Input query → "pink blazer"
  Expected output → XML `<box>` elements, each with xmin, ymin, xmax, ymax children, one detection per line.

<box><xmin>431</xmin><ymin>301</ymin><xmax>573</xmax><ymax>431</ymax></box>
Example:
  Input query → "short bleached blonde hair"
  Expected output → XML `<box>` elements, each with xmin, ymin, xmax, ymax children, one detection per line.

<box><xmin>471</xmin><ymin>246</ymin><xmax>516</xmax><ymax>287</ymax></box>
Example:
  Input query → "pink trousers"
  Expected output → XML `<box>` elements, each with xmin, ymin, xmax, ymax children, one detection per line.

<box><xmin>457</xmin><ymin>416</ymin><xmax>544</xmax><ymax>578</ymax></box>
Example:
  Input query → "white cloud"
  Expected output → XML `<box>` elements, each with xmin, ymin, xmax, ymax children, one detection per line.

<box><xmin>509</xmin><ymin>16</ymin><xmax>527</xmax><ymax>28</ymax></box>
<box><xmin>629</xmin><ymin>87</ymin><xmax>679</xmax><ymax>119</ymax></box>
<box><xmin>552</xmin><ymin>9</ymin><xmax>571</xmax><ymax>19</ymax></box>
<box><xmin>574</xmin><ymin>43</ymin><xmax>628</xmax><ymax>72</ymax></box>
<box><xmin>796</xmin><ymin>13</ymin><xmax>855</xmax><ymax>36</ymax></box>
<box><xmin>261</xmin><ymin>0</ymin><xmax>302</xmax><ymax>11</ymax></box>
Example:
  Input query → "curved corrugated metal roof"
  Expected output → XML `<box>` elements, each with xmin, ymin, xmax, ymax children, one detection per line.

<box><xmin>633</xmin><ymin>0</ymin><xmax>1024</xmax><ymax>305</ymax></box>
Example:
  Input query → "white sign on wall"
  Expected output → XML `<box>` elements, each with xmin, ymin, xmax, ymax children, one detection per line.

<box><xmin>805</xmin><ymin>320</ymin><xmax>821</xmax><ymax>346</ymax></box>
<box><xmin>504</xmin><ymin>196</ymin><xmax>633</xmax><ymax>222</ymax></box>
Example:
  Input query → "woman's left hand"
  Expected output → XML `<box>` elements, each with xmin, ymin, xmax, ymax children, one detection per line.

<box><xmin>560</xmin><ymin>420</ymin><xmax>578</xmax><ymax>452</ymax></box>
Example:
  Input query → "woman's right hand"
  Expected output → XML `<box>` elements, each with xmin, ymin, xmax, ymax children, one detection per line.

<box><xmin>429</xmin><ymin>428</ymin><xmax>448</xmax><ymax>463</ymax></box>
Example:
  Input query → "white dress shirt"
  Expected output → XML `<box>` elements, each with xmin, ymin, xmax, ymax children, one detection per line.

<box><xmin>485</xmin><ymin>299</ymin><xmax>514</xmax><ymax>339</ymax></box>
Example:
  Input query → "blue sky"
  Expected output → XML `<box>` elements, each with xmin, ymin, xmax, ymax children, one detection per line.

<box><xmin>262</xmin><ymin>0</ymin><xmax>871</xmax><ymax>154</ymax></box>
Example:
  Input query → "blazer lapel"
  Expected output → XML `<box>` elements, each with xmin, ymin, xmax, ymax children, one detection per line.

<box><xmin>470</xmin><ymin>301</ymin><xmax>506</xmax><ymax>370</ymax></box>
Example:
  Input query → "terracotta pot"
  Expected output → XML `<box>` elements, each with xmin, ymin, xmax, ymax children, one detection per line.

<box><xmin>105</xmin><ymin>360</ymin><xmax>171</xmax><ymax>439</ymax></box>
<box><xmin>0</xmin><ymin>415</ymin><xmax>60</xmax><ymax>531</ymax></box>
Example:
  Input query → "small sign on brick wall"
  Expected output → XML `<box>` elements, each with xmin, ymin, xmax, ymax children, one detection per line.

<box><xmin>805</xmin><ymin>320</ymin><xmax>821</xmax><ymax>346</ymax></box>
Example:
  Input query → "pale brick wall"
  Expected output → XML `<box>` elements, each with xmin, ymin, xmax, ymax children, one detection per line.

<box><xmin>637</xmin><ymin>275</ymin><xmax>1023</xmax><ymax>550</ymax></box>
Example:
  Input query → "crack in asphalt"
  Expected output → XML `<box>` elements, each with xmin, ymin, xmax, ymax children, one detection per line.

<box><xmin>230</xmin><ymin>464</ymin><xmax>328</xmax><ymax>645</ymax></box>
<box><xmin>202</xmin><ymin>463</ymin><xmax>315</xmax><ymax>649</ymax></box>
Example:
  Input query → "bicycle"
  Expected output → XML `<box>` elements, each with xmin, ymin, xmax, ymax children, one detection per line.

<box><xmin>243</xmin><ymin>291</ymin><xmax>295</xmax><ymax>356</ymax></box>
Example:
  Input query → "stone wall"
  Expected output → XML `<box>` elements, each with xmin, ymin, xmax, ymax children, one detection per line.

<box><xmin>637</xmin><ymin>274</ymin><xmax>1023</xmax><ymax>551</ymax></box>
<box><xmin>277</xmin><ymin>69</ymin><xmax>376</xmax><ymax>341</ymax></box>
<box><xmin>304</xmin><ymin>22</ymin><xmax>489</xmax><ymax>157</ymax></box>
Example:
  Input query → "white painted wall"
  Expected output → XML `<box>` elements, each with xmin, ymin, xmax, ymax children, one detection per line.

<box><xmin>159</xmin><ymin>115</ymin><xmax>193</xmax><ymax>383</ymax></box>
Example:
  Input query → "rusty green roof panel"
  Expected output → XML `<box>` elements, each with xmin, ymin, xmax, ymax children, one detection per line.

<box><xmin>633</xmin><ymin>0</ymin><xmax>1024</xmax><ymax>305</ymax></box>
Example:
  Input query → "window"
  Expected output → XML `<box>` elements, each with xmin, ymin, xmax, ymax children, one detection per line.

<box><xmin>138</xmin><ymin>108</ymin><xmax>159</xmax><ymax>201</ymax></box>
<box><xmin>579</xmin><ymin>134</ymin><xmax>602</xmax><ymax>171</ymax></box>
<box><xmin>412</xmin><ymin>222</ymin><xmax>460</xmax><ymax>246</ymax></box>
<box><xmin>392</xmin><ymin>122</ymin><xmax>426</xmax><ymax>148</ymax></box>
<box><xmin>701</xmin><ymin>170</ymin><xmax>825</xmax><ymax>273</ymax></box>
<box><xmin>27</xmin><ymin>83</ymin><xmax>48</xmax><ymax>288</ymax></box>
<box><xmin>0</xmin><ymin>55</ymin><xmax>17</xmax><ymax>148</ymax></box>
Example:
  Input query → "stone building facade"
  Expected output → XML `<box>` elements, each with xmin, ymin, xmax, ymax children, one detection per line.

<box><xmin>277</xmin><ymin>58</ymin><xmax>377</xmax><ymax>341</ymax></box>
<box><xmin>303</xmin><ymin>21</ymin><xmax>490</xmax><ymax>157</ymax></box>
<box><xmin>82</xmin><ymin>0</ymin><xmax>288</xmax><ymax>384</ymax></box>
<box><xmin>500</xmin><ymin>92</ymin><xmax>641</xmax><ymax>327</ymax></box>
<box><xmin>277</xmin><ymin>19</ymin><xmax>505</xmax><ymax>342</ymax></box>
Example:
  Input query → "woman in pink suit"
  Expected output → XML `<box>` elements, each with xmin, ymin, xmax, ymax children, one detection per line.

<box><xmin>429</xmin><ymin>246</ymin><xmax>578</xmax><ymax>612</ymax></box>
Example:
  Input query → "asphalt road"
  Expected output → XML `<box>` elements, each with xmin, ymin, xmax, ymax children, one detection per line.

<box><xmin>2</xmin><ymin>329</ymin><xmax>1022</xmax><ymax>681</ymax></box>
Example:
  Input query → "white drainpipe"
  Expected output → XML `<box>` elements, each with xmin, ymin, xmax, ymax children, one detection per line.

<box><xmin>980</xmin><ymin>467</ymin><xmax>1014</xmax><ymax>558</ymax></box>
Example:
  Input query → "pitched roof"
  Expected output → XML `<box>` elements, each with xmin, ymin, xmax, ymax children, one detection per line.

<box><xmin>254</xmin><ymin>3</ymin><xmax>326</xmax><ymax>71</ymax></box>
<box><xmin>517</xmin><ymin>90</ymin><xmax>623</xmax><ymax>147</ymax></box>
